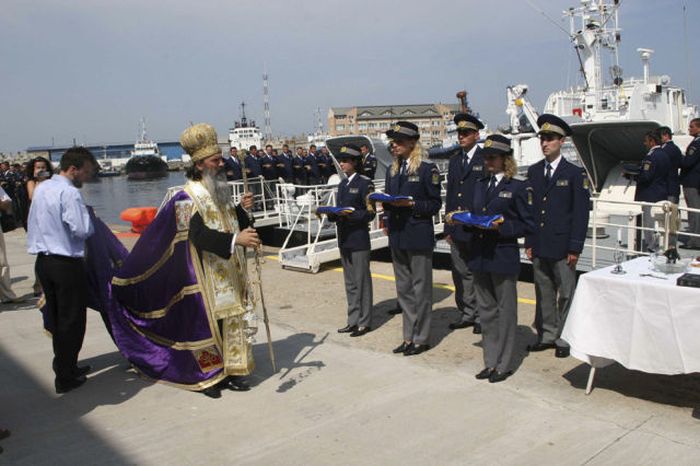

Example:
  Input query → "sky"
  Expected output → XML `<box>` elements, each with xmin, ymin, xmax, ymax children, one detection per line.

<box><xmin>0</xmin><ymin>0</ymin><xmax>697</xmax><ymax>152</ymax></box>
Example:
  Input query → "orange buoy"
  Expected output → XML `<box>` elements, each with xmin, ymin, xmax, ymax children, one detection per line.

<box><xmin>120</xmin><ymin>207</ymin><xmax>158</xmax><ymax>234</ymax></box>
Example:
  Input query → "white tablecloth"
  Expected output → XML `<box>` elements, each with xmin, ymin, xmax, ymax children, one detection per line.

<box><xmin>562</xmin><ymin>256</ymin><xmax>700</xmax><ymax>375</ymax></box>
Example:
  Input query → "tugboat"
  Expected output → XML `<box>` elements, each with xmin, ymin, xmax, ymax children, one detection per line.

<box><xmin>228</xmin><ymin>102</ymin><xmax>263</xmax><ymax>151</ymax></box>
<box><xmin>126</xmin><ymin>118</ymin><xmax>168</xmax><ymax>180</ymax></box>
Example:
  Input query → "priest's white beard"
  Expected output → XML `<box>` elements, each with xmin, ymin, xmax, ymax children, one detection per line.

<box><xmin>202</xmin><ymin>167</ymin><xmax>232</xmax><ymax>209</ymax></box>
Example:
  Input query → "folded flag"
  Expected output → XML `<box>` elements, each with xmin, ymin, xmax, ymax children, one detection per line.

<box><xmin>316</xmin><ymin>206</ymin><xmax>356</xmax><ymax>215</ymax></box>
<box><xmin>448</xmin><ymin>211</ymin><xmax>504</xmax><ymax>228</ymax></box>
<box><xmin>368</xmin><ymin>192</ymin><xmax>413</xmax><ymax>203</ymax></box>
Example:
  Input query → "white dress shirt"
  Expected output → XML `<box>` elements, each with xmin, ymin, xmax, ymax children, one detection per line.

<box><xmin>27</xmin><ymin>174</ymin><xmax>94</xmax><ymax>258</ymax></box>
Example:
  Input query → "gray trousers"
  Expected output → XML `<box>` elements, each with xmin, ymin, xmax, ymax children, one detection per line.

<box><xmin>641</xmin><ymin>205</ymin><xmax>657</xmax><ymax>252</ymax></box>
<box><xmin>450</xmin><ymin>241</ymin><xmax>478</xmax><ymax>323</ymax></box>
<box><xmin>340</xmin><ymin>249</ymin><xmax>373</xmax><ymax>328</ymax></box>
<box><xmin>474</xmin><ymin>271</ymin><xmax>518</xmax><ymax>373</ymax></box>
<box><xmin>683</xmin><ymin>186</ymin><xmax>700</xmax><ymax>247</ymax></box>
<box><xmin>532</xmin><ymin>257</ymin><xmax>577</xmax><ymax>348</ymax></box>
<box><xmin>391</xmin><ymin>248</ymin><xmax>433</xmax><ymax>345</ymax></box>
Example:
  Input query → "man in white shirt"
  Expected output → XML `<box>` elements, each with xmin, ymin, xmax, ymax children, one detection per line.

<box><xmin>27</xmin><ymin>147</ymin><xmax>96</xmax><ymax>394</ymax></box>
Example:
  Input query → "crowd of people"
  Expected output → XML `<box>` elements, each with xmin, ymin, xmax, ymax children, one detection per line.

<box><xmin>223</xmin><ymin>142</ymin><xmax>377</xmax><ymax>185</ymax></box>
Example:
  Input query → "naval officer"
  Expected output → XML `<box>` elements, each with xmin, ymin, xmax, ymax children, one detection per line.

<box><xmin>680</xmin><ymin>118</ymin><xmax>700</xmax><ymax>249</ymax></box>
<box><xmin>525</xmin><ymin>114</ymin><xmax>590</xmax><ymax>359</ymax></box>
<box><xmin>360</xmin><ymin>143</ymin><xmax>377</xmax><ymax>180</ymax></box>
<box><xmin>445</xmin><ymin>113</ymin><xmax>485</xmax><ymax>334</ymax></box>
<box><xmin>468</xmin><ymin>135</ymin><xmax>534</xmax><ymax>383</ymax></box>
<box><xmin>330</xmin><ymin>144</ymin><xmax>375</xmax><ymax>337</ymax></box>
<box><xmin>635</xmin><ymin>130</ymin><xmax>670</xmax><ymax>251</ymax></box>
<box><xmin>380</xmin><ymin>121</ymin><xmax>442</xmax><ymax>356</ymax></box>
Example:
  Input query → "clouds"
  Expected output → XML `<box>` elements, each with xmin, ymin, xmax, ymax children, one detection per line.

<box><xmin>0</xmin><ymin>0</ymin><xmax>697</xmax><ymax>151</ymax></box>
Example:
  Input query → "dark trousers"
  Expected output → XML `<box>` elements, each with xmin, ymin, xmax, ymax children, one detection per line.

<box><xmin>36</xmin><ymin>254</ymin><xmax>88</xmax><ymax>382</ymax></box>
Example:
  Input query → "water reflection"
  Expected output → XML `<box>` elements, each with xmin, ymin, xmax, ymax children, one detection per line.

<box><xmin>82</xmin><ymin>172</ymin><xmax>186</xmax><ymax>226</ymax></box>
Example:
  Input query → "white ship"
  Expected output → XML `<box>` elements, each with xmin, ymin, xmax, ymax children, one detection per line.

<box><xmin>229</xmin><ymin>102</ymin><xmax>263</xmax><ymax>151</ymax></box>
<box><xmin>504</xmin><ymin>0</ymin><xmax>698</xmax><ymax>188</ymax></box>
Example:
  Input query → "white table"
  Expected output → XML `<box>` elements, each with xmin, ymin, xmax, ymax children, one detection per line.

<box><xmin>562</xmin><ymin>256</ymin><xmax>700</xmax><ymax>394</ymax></box>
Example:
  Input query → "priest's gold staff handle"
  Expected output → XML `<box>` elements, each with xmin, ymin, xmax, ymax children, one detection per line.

<box><xmin>238</xmin><ymin>151</ymin><xmax>277</xmax><ymax>373</ymax></box>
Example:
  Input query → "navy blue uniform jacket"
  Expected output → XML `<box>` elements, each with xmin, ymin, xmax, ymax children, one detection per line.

<box><xmin>244</xmin><ymin>154</ymin><xmax>261</xmax><ymax>178</ymax></box>
<box><xmin>445</xmin><ymin>146</ymin><xmax>485</xmax><ymax>242</ymax></box>
<box><xmin>275</xmin><ymin>153</ymin><xmax>294</xmax><ymax>182</ymax></box>
<box><xmin>662</xmin><ymin>141</ymin><xmax>682</xmax><ymax>198</ymax></box>
<box><xmin>260</xmin><ymin>155</ymin><xmax>277</xmax><ymax>180</ymax></box>
<box><xmin>383</xmin><ymin>161</ymin><xmax>442</xmax><ymax>251</ymax></box>
<box><xmin>680</xmin><ymin>137</ymin><xmax>700</xmax><ymax>188</ymax></box>
<box><xmin>362</xmin><ymin>154</ymin><xmax>377</xmax><ymax>180</ymax></box>
<box><xmin>303</xmin><ymin>155</ymin><xmax>320</xmax><ymax>184</ymax></box>
<box><xmin>467</xmin><ymin>176</ymin><xmax>534</xmax><ymax>275</ymax></box>
<box><xmin>634</xmin><ymin>147</ymin><xmax>670</xmax><ymax>202</ymax></box>
<box><xmin>329</xmin><ymin>175</ymin><xmax>375</xmax><ymax>251</ymax></box>
<box><xmin>223</xmin><ymin>157</ymin><xmax>243</xmax><ymax>181</ymax></box>
<box><xmin>525</xmin><ymin>158</ymin><xmax>590</xmax><ymax>260</ymax></box>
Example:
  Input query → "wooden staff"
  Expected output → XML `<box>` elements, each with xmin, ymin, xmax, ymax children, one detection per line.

<box><xmin>238</xmin><ymin>151</ymin><xmax>277</xmax><ymax>372</ymax></box>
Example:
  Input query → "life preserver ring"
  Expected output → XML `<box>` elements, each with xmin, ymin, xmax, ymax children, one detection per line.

<box><xmin>120</xmin><ymin>207</ymin><xmax>157</xmax><ymax>234</ymax></box>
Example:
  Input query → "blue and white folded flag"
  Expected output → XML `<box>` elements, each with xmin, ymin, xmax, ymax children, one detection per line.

<box><xmin>368</xmin><ymin>192</ymin><xmax>413</xmax><ymax>203</ymax></box>
<box><xmin>449</xmin><ymin>211</ymin><xmax>504</xmax><ymax>228</ymax></box>
<box><xmin>315</xmin><ymin>206</ymin><xmax>356</xmax><ymax>215</ymax></box>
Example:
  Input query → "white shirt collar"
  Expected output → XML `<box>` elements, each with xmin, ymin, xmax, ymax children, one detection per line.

<box><xmin>463</xmin><ymin>144</ymin><xmax>478</xmax><ymax>162</ymax></box>
<box><xmin>545</xmin><ymin>154</ymin><xmax>562</xmax><ymax>174</ymax></box>
<box><xmin>647</xmin><ymin>145</ymin><xmax>661</xmax><ymax>156</ymax></box>
<box><xmin>347</xmin><ymin>173</ymin><xmax>356</xmax><ymax>183</ymax></box>
<box><xmin>490</xmin><ymin>172</ymin><xmax>505</xmax><ymax>184</ymax></box>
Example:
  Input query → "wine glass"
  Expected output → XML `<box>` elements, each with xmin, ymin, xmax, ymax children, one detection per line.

<box><xmin>611</xmin><ymin>243</ymin><xmax>626</xmax><ymax>275</ymax></box>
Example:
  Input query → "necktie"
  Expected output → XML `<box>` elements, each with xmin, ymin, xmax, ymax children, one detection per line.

<box><xmin>487</xmin><ymin>176</ymin><xmax>497</xmax><ymax>196</ymax></box>
<box><xmin>462</xmin><ymin>153</ymin><xmax>469</xmax><ymax>170</ymax></box>
<box><xmin>400</xmin><ymin>160</ymin><xmax>407</xmax><ymax>176</ymax></box>
<box><xmin>545</xmin><ymin>163</ymin><xmax>552</xmax><ymax>183</ymax></box>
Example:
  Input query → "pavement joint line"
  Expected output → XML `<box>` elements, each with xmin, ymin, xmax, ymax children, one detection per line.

<box><xmin>582</xmin><ymin>414</ymin><xmax>656</xmax><ymax>465</ymax></box>
<box><xmin>265</xmin><ymin>255</ymin><xmax>537</xmax><ymax>306</ymax></box>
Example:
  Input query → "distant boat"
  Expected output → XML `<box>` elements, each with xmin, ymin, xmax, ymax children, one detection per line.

<box><xmin>126</xmin><ymin>118</ymin><xmax>168</xmax><ymax>180</ymax></box>
<box><xmin>228</xmin><ymin>102</ymin><xmax>263</xmax><ymax>151</ymax></box>
<box><xmin>97</xmin><ymin>148</ymin><xmax>122</xmax><ymax>177</ymax></box>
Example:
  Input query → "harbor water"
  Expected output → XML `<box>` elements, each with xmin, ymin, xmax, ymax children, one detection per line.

<box><xmin>82</xmin><ymin>172</ymin><xmax>186</xmax><ymax>226</ymax></box>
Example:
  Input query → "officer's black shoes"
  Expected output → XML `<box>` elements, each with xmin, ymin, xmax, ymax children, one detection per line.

<box><xmin>350</xmin><ymin>327</ymin><xmax>371</xmax><ymax>337</ymax></box>
<box><xmin>224</xmin><ymin>376</ymin><xmax>251</xmax><ymax>391</ymax></box>
<box><xmin>489</xmin><ymin>370</ymin><xmax>512</xmax><ymax>383</ymax></box>
<box><xmin>201</xmin><ymin>386</ymin><xmax>222</xmax><ymax>399</ymax></box>
<box><xmin>55</xmin><ymin>375</ymin><xmax>87</xmax><ymax>394</ymax></box>
<box><xmin>555</xmin><ymin>346</ymin><xmax>570</xmax><ymax>358</ymax></box>
<box><xmin>387</xmin><ymin>305</ymin><xmax>403</xmax><ymax>315</ymax></box>
<box><xmin>527</xmin><ymin>342</ymin><xmax>556</xmax><ymax>352</ymax></box>
<box><xmin>74</xmin><ymin>365</ymin><xmax>91</xmax><ymax>377</ymax></box>
<box><xmin>475</xmin><ymin>368</ymin><xmax>494</xmax><ymax>380</ymax></box>
<box><xmin>404</xmin><ymin>344</ymin><xmax>430</xmax><ymax>356</ymax></box>
<box><xmin>448</xmin><ymin>320</ymin><xmax>475</xmax><ymax>330</ymax></box>
<box><xmin>337</xmin><ymin>325</ymin><xmax>358</xmax><ymax>334</ymax></box>
<box><xmin>392</xmin><ymin>341</ymin><xmax>412</xmax><ymax>354</ymax></box>
<box><xmin>473</xmin><ymin>323</ymin><xmax>482</xmax><ymax>334</ymax></box>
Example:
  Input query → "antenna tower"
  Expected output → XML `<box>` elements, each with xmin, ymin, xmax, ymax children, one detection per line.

<box><xmin>263</xmin><ymin>67</ymin><xmax>272</xmax><ymax>140</ymax></box>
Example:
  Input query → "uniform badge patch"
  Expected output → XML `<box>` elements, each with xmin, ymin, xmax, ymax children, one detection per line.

<box><xmin>583</xmin><ymin>178</ymin><xmax>590</xmax><ymax>190</ymax></box>
<box><xmin>527</xmin><ymin>188</ymin><xmax>534</xmax><ymax>205</ymax></box>
<box><xmin>499</xmin><ymin>191</ymin><xmax>513</xmax><ymax>198</ymax></box>
<box><xmin>689</xmin><ymin>147</ymin><xmax>696</xmax><ymax>156</ymax></box>
<box><xmin>473</xmin><ymin>165</ymin><xmax>483</xmax><ymax>171</ymax></box>
<box><xmin>556</xmin><ymin>179</ymin><xmax>569</xmax><ymax>186</ymax></box>
<box><xmin>431</xmin><ymin>168</ymin><xmax>440</xmax><ymax>185</ymax></box>
<box><xmin>349</xmin><ymin>188</ymin><xmax>359</xmax><ymax>194</ymax></box>
<box><xmin>643</xmin><ymin>161</ymin><xmax>651</xmax><ymax>171</ymax></box>
<box><xmin>408</xmin><ymin>176</ymin><xmax>420</xmax><ymax>182</ymax></box>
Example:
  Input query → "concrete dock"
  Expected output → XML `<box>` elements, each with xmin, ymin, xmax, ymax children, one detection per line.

<box><xmin>0</xmin><ymin>227</ymin><xmax>699</xmax><ymax>465</ymax></box>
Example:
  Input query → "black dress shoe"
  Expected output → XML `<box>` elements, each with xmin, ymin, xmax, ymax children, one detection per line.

<box><xmin>488</xmin><ymin>370</ymin><xmax>512</xmax><ymax>383</ymax></box>
<box><xmin>527</xmin><ymin>342</ymin><xmax>556</xmax><ymax>352</ymax></box>
<box><xmin>337</xmin><ymin>325</ymin><xmax>358</xmax><ymax>334</ymax></box>
<box><xmin>475</xmin><ymin>368</ymin><xmax>494</xmax><ymax>380</ymax></box>
<box><xmin>555</xmin><ymin>346</ymin><xmax>570</xmax><ymax>358</ymax></box>
<box><xmin>472</xmin><ymin>323</ymin><xmax>482</xmax><ymax>335</ymax></box>
<box><xmin>224</xmin><ymin>376</ymin><xmax>251</xmax><ymax>391</ymax></box>
<box><xmin>350</xmin><ymin>327</ymin><xmax>371</xmax><ymax>337</ymax></box>
<box><xmin>448</xmin><ymin>320</ymin><xmax>475</xmax><ymax>330</ymax></box>
<box><xmin>55</xmin><ymin>375</ymin><xmax>87</xmax><ymax>394</ymax></box>
<box><xmin>404</xmin><ymin>344</ymin><xmax>430</xmax><ymax>356</ymax></box>
<box><xmin>201</xmin><ymin>386</ymin><xmax>222</xmax><ymax>399</ymax></box>
<box><xmin>392</xmin><ymin>342</ymin><xmax>412</xmax><ymax>354</ymax></box>
<box><xmin>387</xmin><ymin>306</ymin><xmax>403</xmax><ymax>315</ymax></box>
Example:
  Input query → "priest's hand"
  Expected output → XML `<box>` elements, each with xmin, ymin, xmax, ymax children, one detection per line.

<box><xmin>236</xmin><ymin>227</ymin><xmax>260</xmax><ymax>248</ymax></box>
<box><xmin>240</xmin><ymin>192</ymin><xmax>254</xmax><ymax>210</ymax></box>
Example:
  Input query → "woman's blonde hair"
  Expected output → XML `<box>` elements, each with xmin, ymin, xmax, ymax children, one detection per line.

<box><xmin>391</xmin><ymin>140</ymin><xmax>424</xmax><ymax>176</ymax></box>
<box><xmin>504</xmin><ymin>154</ymin><xmax>518</xmax><ymax>179</ymax></box>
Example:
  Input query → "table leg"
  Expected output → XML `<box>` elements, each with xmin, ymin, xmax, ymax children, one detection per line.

<box><xmin>585</xmin><ymin>366</ymin><xmax>596</xmax><ymax>395</ymax></box>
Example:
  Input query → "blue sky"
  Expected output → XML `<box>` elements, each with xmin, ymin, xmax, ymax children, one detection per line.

<box><xmin>1</xmin><ymin>0</ymin><xmax>697</xmax><ymax>151</ymax></box>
